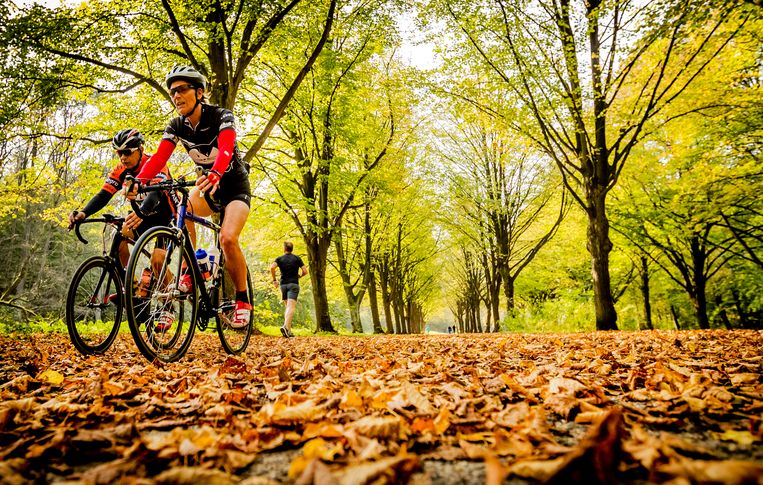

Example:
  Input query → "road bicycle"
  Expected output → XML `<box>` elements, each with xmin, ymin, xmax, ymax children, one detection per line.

<box><xmin>66</xmin><ymin>215</ymin><xmax>153</xmax><ymax>354</ymax></box>
<box><xmin>124</xmin><ymin>175</ymin><xmax>253</xmax><ymax>363</ymax></box>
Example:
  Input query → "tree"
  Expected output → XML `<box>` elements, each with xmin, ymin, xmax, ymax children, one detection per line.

<box><xmin>4</xmin><ymin>0</ymin><xmax>336</xmax><ymax>158</ymax></box>
<box><xmin>254</xmin><ymin>3</ymin><xmax>408</xmax><ymax>332</ymax></box>
<box><xmin>431</xmin><ymin>0</ymin><xmax>755</xmax><ymax>329</ymax></box>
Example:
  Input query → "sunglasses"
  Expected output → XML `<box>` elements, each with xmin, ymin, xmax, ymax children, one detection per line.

<box><xmin>169</xmin><ymin>83</ymin><xmax>196</xmax><ymax>96</ymax></box>
<box><xmin>116</xmin><ymin>148</ymin><xmax>137</xmax><ymax>157</ymax></box>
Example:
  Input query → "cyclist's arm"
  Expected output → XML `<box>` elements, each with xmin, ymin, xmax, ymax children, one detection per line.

<box><xmin>136</xmin><ymin>139</ymin><xmax>175</xmax><ymax>181</ymax></box>
<box><xmin>81</xmin><ymin>189</ymin><xmax>113</xmax><ymax>217</ymax></box>
<box><xmin>210</xmin><ymin>128</ymin><xmax>235</xmax><ymax>175</ymax></box>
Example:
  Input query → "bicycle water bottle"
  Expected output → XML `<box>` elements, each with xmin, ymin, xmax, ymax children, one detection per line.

<box><xmin>195</xmin><ymin>248</ymin><xmax>210</xmax><ymax>280</ymax></box>
<box><xmin>207</xmin><ymin>246</ymin><xmax>220</xmax><ymax>279</ymax></box>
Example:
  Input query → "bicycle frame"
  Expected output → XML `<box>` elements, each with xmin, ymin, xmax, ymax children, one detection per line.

<box><xmin>133</xmin><ymin>178</ymin><xmax>226</xmax><ymax>329</ymax></box>
<box><xmin>173</xmin><ymin>190</ymin><xmax>224</xmax><ymax>327</ymax></box>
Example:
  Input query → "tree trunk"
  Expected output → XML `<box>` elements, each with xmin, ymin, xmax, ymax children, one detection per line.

<box><xmin>348</xmin><ymin>301</ymin><xmax>363</xmax><ymax>333</ymax></box>
<box><xmin>586</xmin><ymin>186</ymin><xmax>618</xmax><ymax>330</ymax></box>
<box><xmin>690</xmin><ymin>290</ymin><xmax>710</xmax><ymax>330</ymax></box>
<box><xmin>305</xmin><ymin>238</ymin><xmax>334</xmax><ymax>333</ymax></box>
<box><xmin>670</xmin><ymin>305</ymin><xmax>681</xmax><ymax>330</ymax></box>
<box><xmin>504</xmin><ymin>276</ymin><xmax>515</xmax><ymax>316</ymax></box>
<box><xmin>334</xmin><ymin>237</ymin><xmax>364</xmax><ymax>333</ymax></box>
<box><xmin>368</xmin><ymin>271</ymin><xmax>383</xmax><ymax>333</ymax></box>
<box><xmin>690</xmin><ymin>237</ymin><xmax>710</xmax><ymax>330</ymax></box>
<box><xmin>491</xmin><ymin>289</ymin><xmax>501</xmax><ymax>332</ymax></box>
<box><xmin>715</xmin><ymin>295</ymin><xmax>733</xmax><ymax>330</ymax></box>
<box><xmin>731</xmin><ymin>290</ymin><xmax>749</xmax><ymax>329</ymax></box>
<box><xmin>381</xmin><ymin>279</ymin><xmax>393</xmax><ymax>333</ymax></box>
<box><xmin>639</xmin><ymin>256</ymin><xmax>653</xmax><ymax>330</ymax></box>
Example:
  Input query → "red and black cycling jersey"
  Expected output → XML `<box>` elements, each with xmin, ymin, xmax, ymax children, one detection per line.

<box><xmin>161</xmin><ymin>104</ymin><xmax>247</xmax><ymax>176</ymax></box>
<box><xmin>82</xmin><ymin>154</ymin><xmax>176</xmax><ymax>218</ymax></box>
<box><xmin>102</xmin><ymin>154</ymin><xmax>172</xmax><ymax>195</ymax></box>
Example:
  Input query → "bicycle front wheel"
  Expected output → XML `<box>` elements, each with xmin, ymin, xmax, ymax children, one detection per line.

<box><xmin>216</xmin><ymin>266</ymin><xmax>253</xmax><ymax>354</ymax></box>
<box><xmin>66</xmin><ymin>256</ymin><xmax>122</xmax><ymax>355</ymax></box>
<box><xmin>125</xmin><ymin>226</ymin><xmax>197</xmax><ymax>363</ymax></box>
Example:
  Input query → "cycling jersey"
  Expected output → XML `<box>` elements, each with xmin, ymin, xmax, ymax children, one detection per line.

<box><xmin>139</xmin><ymin>104</ymin><xmax>251</xmax><ymax>209</ymax></box>
<box><xmin>83</xmin><ymin>154</ymin><xmax>176</xmax><ymax>227</ymax></box>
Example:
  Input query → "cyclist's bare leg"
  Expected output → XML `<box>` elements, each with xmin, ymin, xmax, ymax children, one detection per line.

<box><xmin>150</xmin><ymin>248</ymin><xmax>170</xmax><ymax>285</ymax></box>
<box><xmin>118</xmin><ymin>240</ymin><xmax>130</xmax><ymax>268</ymax></box>
<box><xmin>219</xmin><ymin>200</ymin><xmax>249</xmax><ymax>292</ymax></box>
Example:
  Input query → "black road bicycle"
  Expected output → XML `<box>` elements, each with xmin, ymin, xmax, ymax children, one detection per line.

<box><xmin>66</xmin><ymin>215</ymin><xmax>152</xmax><ymax>354</ymax></box>
<box><xmin>124</xmin><ymin>175</ymin><xmax>253</xmax><ymax>363</ymax></box>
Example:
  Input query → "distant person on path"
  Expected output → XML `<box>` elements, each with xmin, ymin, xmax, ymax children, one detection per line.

<box><xmin>270</xmin><ymin>241</ymin><xmax>307</xmax><ymax>338</ymax></box>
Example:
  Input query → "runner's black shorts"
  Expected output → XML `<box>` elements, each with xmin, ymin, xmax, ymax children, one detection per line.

<box><xmin>280</xmin><ymin>283</ymin><xmax>300</xmax><ymax>301</ymax></box>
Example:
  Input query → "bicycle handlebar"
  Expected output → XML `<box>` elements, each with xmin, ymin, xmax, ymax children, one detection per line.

<box><xmin>70</xmin><ymin>214</ymin><xmax>124</xmax><ymax>245</ymax></box>
<box><xmin>124</xmin><ymin>174</ymin><xmax>197</xmax><ymax>218</ymax></box>
<box><xmin>125</xmin><ymin>167</ymin><xmax>208</xmax><ymax>219</ymax></box>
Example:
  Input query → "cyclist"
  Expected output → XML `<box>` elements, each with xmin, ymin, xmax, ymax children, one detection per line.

<box><xmin>69</xmin><ymin>128</ymin><xmax>175</xmax><ymax>269</ymax></box>
<box><xmin>127</xmin><ymin>66</ymin><xmax>252</xmax><ymax>329</ymax></box>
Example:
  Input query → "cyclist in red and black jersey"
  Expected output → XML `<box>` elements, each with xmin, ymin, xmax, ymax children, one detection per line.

<box><xmin>127</xmin><ymin>66</ymin><xmax>252</xmax><ymax>328</ymax></box>
<box><xmin>69</xmin><ymin>129</ymin><xmax>175</xmax><ymax>268</ymax></box>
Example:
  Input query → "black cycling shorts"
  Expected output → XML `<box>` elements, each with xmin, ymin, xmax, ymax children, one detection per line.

<box><xmin>204</xmin><ymin>167</ymin><xmax>251</xmax><ymax>211</ymax></box>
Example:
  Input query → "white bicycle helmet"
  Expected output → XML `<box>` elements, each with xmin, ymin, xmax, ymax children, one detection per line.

<box><xmin>165</xmin><ymin>66</ymin><xmax>207</xmax><ymax>90</ymax></box>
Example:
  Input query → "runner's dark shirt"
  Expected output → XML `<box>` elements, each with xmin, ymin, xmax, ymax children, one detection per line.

<box><xmin>275</xmin><ymin>254</ymin><xmax>305</xmax><ymax>285</ymax></box>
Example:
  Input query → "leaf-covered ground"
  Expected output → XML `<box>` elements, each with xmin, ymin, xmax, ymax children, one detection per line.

<box><xmin>0</xmin><ymin>330</ymin><xmax>761</xmax><ymax>484</ymax></box>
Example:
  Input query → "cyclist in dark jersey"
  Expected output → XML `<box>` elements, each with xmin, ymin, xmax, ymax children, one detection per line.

<box><xmin>69</xmin><ymin>129</ymin><xmax>175</xmax><ymax>268</ymax></box>
<box><xmin>128</xmin><ymin>66</ymin><xmax>252</xmax><ymax>328</ymax></box>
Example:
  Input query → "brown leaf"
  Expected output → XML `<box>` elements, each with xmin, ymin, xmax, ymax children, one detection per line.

<box><xmin>335</xmin><ymin>455</ymin><xmax>420</xmax><ymax>485</ymax></box>
<box><xmin>485</xmin><ymin>453</ymin><xmax>508</xmax><ymax>485</ymax></box>
<box><xmin>656</xmin><ymin>457</ymin><xmax>763</xmax><ymax>485</ymax></box>
<box><xmin>294</xmin><ymin>458</ymin><xmax>339</xmax><ymax>485</ymax></box>
<box><xmin>154</xmin><ymin>466</ymin><xmax>237</xmax><ymax>485</ymax></box>
<box><xmin>544</xmin><ymin>408</ymin><xmax>624</xmax><ymax>484</ymax></box>
<box><xmin>348</xmin><ymin>416</ymin><xmax>402</xmax><ymax>439</ymax></box>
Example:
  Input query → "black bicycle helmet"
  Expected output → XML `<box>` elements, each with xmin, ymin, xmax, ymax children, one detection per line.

<box><xmin>165</xmin><ymin>66</ymin><xmax>207</xmax><ymax>90</ymax></box>
<box><xmin>112</xmin><ymin>128</ymin><xmax>144</xmax><ymax>150</ymax></box>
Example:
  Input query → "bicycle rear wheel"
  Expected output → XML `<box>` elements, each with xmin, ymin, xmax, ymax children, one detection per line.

<box><xmin>215</xmin><ymin>266</ymin><xmax>253</xmax><ymax>354</ymax></box>
<box><xmin>66</xmin><ymin>256</ymin><xmax>122</xmax><ymax>355</ymax></box>
<box><xmin>125</xmin><ymin>226</ymin><xmax>197</xmax><ymax>363</ymax></box>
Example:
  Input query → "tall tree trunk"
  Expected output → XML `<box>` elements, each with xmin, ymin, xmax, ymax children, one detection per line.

<box><xmin>670</xmin><ymin>305</ymin><xmax>681</xmax><ymax>330</ymax></box>
<box><xmin>715</xmin><ymin>295</ymin><xmax>733</xmax><ymax>330</ymax></box>
<box><xmin>334</xmin><ymin>237</ymin><xmax>364</xmax><ymax>333</ymax></box>
<box><xmin>305</xmin><ymin>237</ymin><xmax>333</xmax><ymax>333</ymax></box>
<box><xmin>586</xmin><ymin>185</ymin><xmax>618</xmax><ymax>330</ymax></box>
<box><xmin>491</xmin><ymin>289</ymin><xmax>501</xmax><ymax>332</ymax></box>
<box><xmin>368</xmin><ymin>272</ymin><xmax>383</xmax><ymax>333</ymax></box>
<box><xmin>504</xmin><ymin>276</ymin><xmax>515</xmax><ymax>316</ymax></box>
<box><xmin>731</xmin><ymin>290</ymin><xmax>749</xmax><ymax>329</ymax></box>
<box><xmin>379</xmin><ymin>266</ymin><xmax>394</xmax><ymax>333</ymax></box>
<box><xmin>690</xmin><ymin>237</ymin><xmax>710</xmax><ymax>330</ymax></box>
<box><xmin>639</xmin><ymin>255</ymin><xmax>653</xmax><ymax>330</ymax></box>
<box><xmin>349</xmin><ymin>302</ymin><xmax>363</xmax><ymax>333</ymax></box>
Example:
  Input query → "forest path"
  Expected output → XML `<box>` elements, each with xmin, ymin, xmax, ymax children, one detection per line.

<box><xmin>1</xmin><ymin>330</ymin><xmax>761</xmax><ymax>483</ymax></box>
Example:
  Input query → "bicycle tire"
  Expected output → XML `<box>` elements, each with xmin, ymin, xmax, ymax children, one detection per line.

<box><xmin>216</xmin><ymin>266</ymin><xmax>253</xmax><ymax>354</ymax></box>
<box><xmin>65</xmin><ymin>256</ymin><xmax>122</xmax><ymax>355</ymax></box>
<box><xmin>125</xmin><ymin>226</ymin><xmax>198</xmax><ymax>363</ymax></box>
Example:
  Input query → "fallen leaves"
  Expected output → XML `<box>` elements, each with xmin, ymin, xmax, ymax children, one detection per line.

<box><xmin>0</xmin><ymin>330</ymin><xmax>760</xmax><ymax>484</ymax></box>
